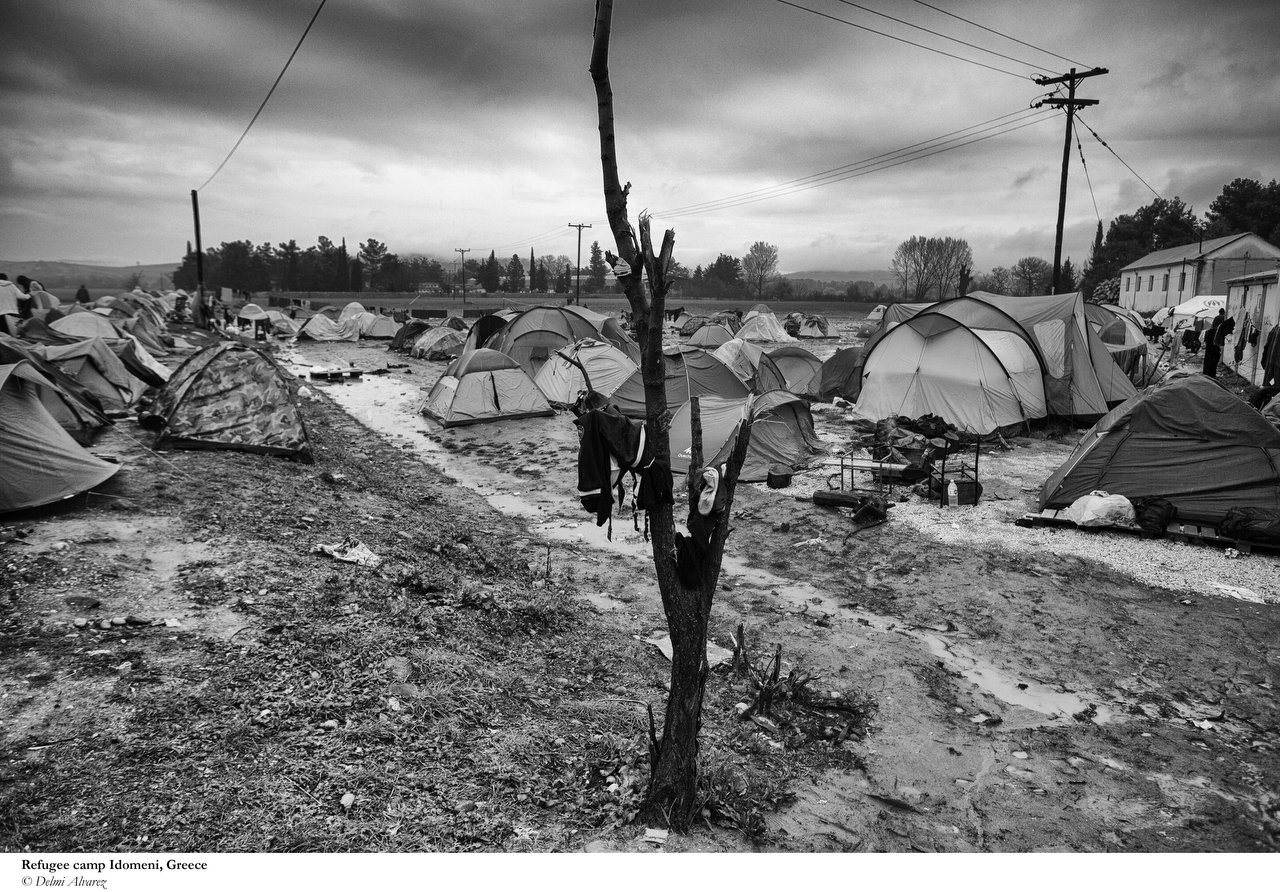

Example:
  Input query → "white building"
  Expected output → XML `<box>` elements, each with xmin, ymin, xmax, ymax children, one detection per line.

<box><xmin>1223</xmin><ymin>267</ymin><xmax>1280</xmax><ymax>386</ymax></box>
<box><xmin>1118</xmin><ymin>232</ymin><xmax>1280</xmax><ymax>314</ymax></box>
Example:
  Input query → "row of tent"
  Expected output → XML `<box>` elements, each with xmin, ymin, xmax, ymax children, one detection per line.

<box><xmin>675</xmin><ymin>304</ymin><xmax>831</xmax><ymax>344</ymax></box>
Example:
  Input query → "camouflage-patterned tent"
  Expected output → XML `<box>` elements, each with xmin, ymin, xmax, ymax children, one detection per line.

<box><xmin>140</xmin><ymin>343</ymin><xmax>311</xmax><ymax>459</ymax></box>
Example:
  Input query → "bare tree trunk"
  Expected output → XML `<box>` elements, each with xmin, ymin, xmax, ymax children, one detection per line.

<box><xmin>590</xmin><ymin>0</ymin><xmax>754</xmax><ymax>830</ymax></box>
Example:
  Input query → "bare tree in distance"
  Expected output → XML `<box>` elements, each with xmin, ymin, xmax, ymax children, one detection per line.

<box><xmin>742</xmin><ymin>241</ymin><xmax>779</xmax><ymax>301</ymax></box>
<box><xmin>1011</xmin><ymin>256</ymin><xmax>1053</xmax><ymax>295</ymax></box>
<box><xmin>890</xmin><ymin>236</ymin><xmax>973</xmax><ymax>301</ymax></box>
<box><xmin>591</xmin><ymin>0</ymin><xmax>755</xmax><ymax>831</ymax></box>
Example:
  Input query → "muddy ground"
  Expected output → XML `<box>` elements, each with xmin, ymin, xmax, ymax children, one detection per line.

<box><xmin>2</xmin><ymin>319</ymin><xmax>1278</xmax><ymax>854</ymax></box>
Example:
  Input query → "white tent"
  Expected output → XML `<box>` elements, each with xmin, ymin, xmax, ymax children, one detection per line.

<box><xmin>854</xmin><ymin>315</ymin><xmax>1046</xmax><ymax>434</ymax></box>
<box><xmin>1152</xmin><ymin>295</ymin><xmax>1226</xmax><ymax>330</ymax></box>
<box><xmin>533</xmin><ymin>339</ymin><xmax>637</xmax><ymax>407</ymax></box>
<box><xmin>737</xmin><ymin>303</ymin><xmax>795</xmax><ymax>342</ymax></box>
<box><xmin>352</xmin><ymin>312</ymin><xmax>397</xmax><ymax>338</ymax></box>
<box><xmin>421</xmin><ymin>349</ymin><xmax>554</xmax><ymax>427</ymax></box>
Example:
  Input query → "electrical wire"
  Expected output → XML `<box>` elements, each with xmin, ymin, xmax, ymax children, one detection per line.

<box><xmin>488</xmin><ymin>222</ymin><xmax>595</xmax><ymax>254</ymax></box>
<box><xmin>658</xmin><ymin>107</ymin><xmax>1037</xmax><ymax>216</ymax></box>
<box><xmin>1076</xmin><ymin>114</ymin><xmax>1163</xmax><ymax>200</ymax></box>
<box><xmin>655</xmin><ymin>109</ymin><xmax>1057</xmax><ymax>218</ymax></box>
<box><xmin>197</xmin><ymin>0</ymin><xmax>328</xmax><ymax>192</ymax></box>
<box><xmin>829</xmin><ymin>0</ymin><xmax>1047</xmax><ymax>71</ymax></box>
<box><xmin>773</xmin><ymin>0</ymin><xmax>1031</xmax><ymax>81</ymax></box>
<box><xmin>909</xmin><ymin>0</ymin><xmax>1091</xmax><ymax>70</ymax></box>
<box><xmin>1075</xmin><ymin>131</ymin><xmax>1102</xmax><ymax>225</ymax></box>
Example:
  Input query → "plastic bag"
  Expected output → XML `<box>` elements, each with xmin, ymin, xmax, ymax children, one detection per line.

<box><xmin>1064</xmin><ymin>490</ymin><xmax>1135</xmax><ymax>528</ymax></box>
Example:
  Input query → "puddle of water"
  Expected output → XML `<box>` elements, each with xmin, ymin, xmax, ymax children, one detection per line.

<box><xmin>316</xmin><ymin>366</ymin><xmax>1115</xmax><ymax>726</ymax></box>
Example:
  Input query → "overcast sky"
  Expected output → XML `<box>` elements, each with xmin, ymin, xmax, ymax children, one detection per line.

<box><xmin>2</xmin><ymin>0</ymin><xmax>1277</xmax><ymax>275</ymax></box>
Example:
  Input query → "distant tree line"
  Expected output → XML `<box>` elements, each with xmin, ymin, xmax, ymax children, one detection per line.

<box><xmin>171</xmin><ymin>236</ymin><xmax>578</xmax><ymax>296</ymax></box>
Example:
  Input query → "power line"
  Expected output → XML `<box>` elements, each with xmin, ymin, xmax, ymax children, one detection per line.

<box><xmin>773</xmin><ymin>0</ymin><xmax>1031</xmax><ymax>81</ymax></box>
<box><xmin>829</xmin><ymin>0</ymin><xmax>1046</xmax><ymax>71</ymax></box>
<box><xmin>656</xmin><ymin>109</ymin><xmax>1057</xmax><ymax>218</ymax></box>
<box><xmin>1075</xmin><ymin>131</ymin><xmax>1102</xmax><ymax>225</ymax></box>
<box><xmin>909</xmin><ymin>0</ymin><xmax>1091</xmax><ymax>70</ymax></box>
<box><xmin>197</xmin><ymin>0</ymin><xmax>328</xmax><ymax>192</ymax></box>
<box><xmin>488</xmin><ymin>222</ymin><xmax>590</xmax><ymax>254</ymax></box>
<box><xmin>658</xmin><ymin>107</ymin><xmax>1037</xmax><ymax>216</ymax></box>
<box><xmin>1076</xmin><ymin>114</ymin><xmax>1163</xmax><ymax>200</ymax></box>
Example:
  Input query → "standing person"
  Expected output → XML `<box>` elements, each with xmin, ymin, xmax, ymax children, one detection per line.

<box><xmin>0</xmin><ymin>274</ymin><xmax>21</xmax><ymax>334</ymax></box>
<box><xmin>1202</xmin><ymin>309</ymin><xmax>1225</xmax><ymax>378</ymax></box>
<box><xmin>13</xmin><ymin>275</ymin><xmax>34</xmax><ymax>319</ymax></box>
<box><xmin>75</xmin><ymin>283</ymin><xmax>91</xmax><ymax>303</ymax></box>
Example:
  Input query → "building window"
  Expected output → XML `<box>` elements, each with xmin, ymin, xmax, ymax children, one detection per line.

<box><xmin>1179</xmin><ymin>271</ymin><xmax>1186</xmax><ymax>290</ymax></box>
<box><xmin>1148</xmin><ymin>275</ymin><xmax>1154</xmax><ymax>290</ymax></box>
<box><xmin>1125</xmin><ymin>278</ymin><xmax>1130</xmax><ymax>291</ymax></box>
<box><xmin>1135</xmin><ymin>277</ymin><xmax>1141</xmax><ymax>292</ymax></box>
<box><xmin>1162</xmin><ymin>273</ymin><xmax>1169</xmax><ymax>290</ymax></box>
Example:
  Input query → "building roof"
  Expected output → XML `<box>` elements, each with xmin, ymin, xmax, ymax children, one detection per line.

<box><xmin>1223</xmin><ymin>267</ymin><xmax>1280</xmax><ymax>286</ymax></box>
<box><xmin>1120</xmin><ymin>233</ymin><xmax>1252</xmax><ymax>272</ymax></box>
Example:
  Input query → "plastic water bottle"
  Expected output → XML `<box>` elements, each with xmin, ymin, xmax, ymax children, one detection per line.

<box><xmin>947</xmin><ymin>479</ymin><xmax>958</xmax><ymax>507</ymax></box>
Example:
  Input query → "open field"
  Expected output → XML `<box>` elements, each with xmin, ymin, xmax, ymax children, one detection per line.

<box><xmin>2</xmin><ymin>308</ymin><xmax>1278</xmax><ymax>853</ymax></box>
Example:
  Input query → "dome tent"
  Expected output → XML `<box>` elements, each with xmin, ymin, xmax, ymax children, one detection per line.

<box><xmin>560</xmin><ymin>304</ymin><xmax>642</xmax><ymax>364</ymax></box>
<box><xmin>421</xmin><ymin>348</ymin><xmax>554</xmax><ymax>428</ymax></box>
<box><xmin>533</xmin><ymin>338</ymin><xmax>637</xmax><ymax>407</ymax></box>
<box><xmin>766</xmin><ymin>345</ymin><xmax>823</xmax><ymax>399</ymax></box>
<box><xmin>853</xmin><ymin>312</ymin><xmax>1046</xmax><ymax>434</ymax></box>
<box><xmin>140</xmin><ymin>342</ymin><xmax>311</xmax><ymax>459</ymax></box>
<box><xmin>390</xmin><ymin>320</ymin><xmax>432</xmax><ymax>352</ymax></box>
<box><xmin>713</xmin><ymin>338</ymin><xmax>789</xmax><ymax>395</ymax></box>
<box><xmin>35</xmin><ymin>338</ymin><xmax>151</xmax><ymax>414</ymax></box>
<box><xmin>409</xmin><ymin>327</ymin><xmax>466</xmax><ymax>360</ymax></box>
<box><xmin>297</xmin><ymin>313</ymin><xmax>360</xmax><ymax>341</ymax></box>
<box><xmin>737</xmin><ymin>303</ymin><xmax>795</xmax><ymax>342</ymax></box>
<box><xmin>668</xmin><ymin>391</ymin><xmax>824</xmax><ymax>482</ymax></box>
<box><xmin>338</xmin><ymin>301</ymin><xmax>367</xmax><ymax>322</ymax></box>
<box><xmin>1</xmin><ymin>361</ymin><xmax>121</xmax><ymax>513</ymax></box>
<box><xmin>610</xmin><ymin>345</ymin><xmax>750</xmax><ymax>418</ymax></box>
<box><xmin>1039</xmin><ymin>374</ymin><xmax>1280</xmax><ymax>524</ymax></box>
<box><xmin>686</xmin><ymin>323</ymin><xmax>734</xmax><ymax>348</ymax></box>
<box><xmin>352</xmin><ymin>312</ymin><xmax>398</xmax><ymax>338</ymax></box>
<box><xmin>818</xmin><ymin>346</ymin><xmax>864</xmax><ymax>402</ymax></box>
<box><xmin>482</xmin><ymin>307</ymin><xmax>600</xmax><ymax>377</ymax></box>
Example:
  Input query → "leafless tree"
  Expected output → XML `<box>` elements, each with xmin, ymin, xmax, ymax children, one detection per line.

<box><xmin>742</xmin><ymin>241</ymin><xmax>779</xmax><ymax>300</ymax></box>
<box><xmin>590</xmin><ymin>0</ymin><xmax>754</xmax><ymax>830</ymax></box>
<box><xmin>891</xmin><ymin>236</ymin><xmax>973</xmax><ymax>300</ymax></box>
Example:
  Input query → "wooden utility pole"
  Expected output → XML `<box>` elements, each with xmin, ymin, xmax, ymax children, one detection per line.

<box><xmin>190</xmin><ymin>189</ymin><xmax>205</xmax><ymax>307</ymax></box>
<box><xmin>568</xmin><ymin>223</ymin><xmax>591</xmax><ymax>304</ymax></box>
<box><xmin>1035</xmin><ymin>66</ymin><xmax>1106</xmax><ymax>293</ymax></box>
<box><xmin>455</xmin><ymin>247</ymin><xmax>470</xmax><ymax>303</ymax></box>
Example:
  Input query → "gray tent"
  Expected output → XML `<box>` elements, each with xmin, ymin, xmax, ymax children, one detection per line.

<box><xmin>1039</xmin><ymin>374</ymin><xmax>1280</xmax><ymax>524</ymax></box>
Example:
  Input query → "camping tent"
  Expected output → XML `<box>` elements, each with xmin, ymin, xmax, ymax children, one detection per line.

<box><xmin>390</xmin><ymin>320</ymin><xmax>432</xmax><ymax>352</ymax></box>
<box><xmin>533</xmin><ymin>339</ymin><xmax>638</xmax><ymax>407</ymax></box>
<box><xmin>687</xmin><ymin>323</ymin><xmax>734</xmax><ymax>348</ymax></box>
<box><xmin>737</xmin><ymin>304</ymin><xmax>795</xmax><ymax>342</ymax></box>
<box><xmin>265</xmin><ymin>310</ymin><xmax>301</xmax><ymax>336</ymax></box>
<box><xmin>0</xmin><ymin>361</ymin><xmax>120</xmax><ymax>512</ymax></box>
<box><xmin>0</xmin><ymin>336</ymin><xmax>111</xmax><ymax>442</ymax></box>
<box><xmin>533</xmin><ymin>335</ymin><xmax>638</xmax><ymax>404</ymax></box>
<box><xmin>610</xmin><ymin>345</ymin><xmax>750</xmax><ymax>418</ymax></box>
<box><xmin>421</xmin><ymin>348</ymin><xmax>554</xmax><ymax>427</ymax></box>
<box><xmin>461</xmin><ymin>309</ymin><xmax>520</xmax><ymax>354</ymax></box>
<box><xmin>51</xmin><ymin>311</ymin><xmax>123</xmax><ymax>341</ymax></box>
<box><xmin>1084</xmin><ymin>302</ymin><xmax>1149</xmax><ymax>385</ymax></box>
<box><xmin>339</xmin><ymin>301</ymin><xmax>367</xmax><ymax>322</ymax></box>
<box><xmin>481</xmin><ymin>306</ymin><xmax>600</xmax><ymax>376</ymax></box>
<box><xmin>1152</xmin><ymin>295</ymin><xmax>1226</xmax><ymax>331</ymax></box>
<box><xmin>140</xmin><ymin>342</ymin><xmax>311</xmax><ymax>458</ymax></box>
<box><xmin>714</xmin><ymin>339</ymin><xmax>789</xmax><ymax>394</ymax></box>
<box><xmin>352</xmin><ymin>312</ymin><xmax>398</xmax><ymax>339</ymax></box>
<box><xmin>784</xmin><ymin>312</ymin><xmax>832</xmax><ymax>338</ymax></box>
<box><xmin>817</xmin><ymin>346</ymin><xmax>864</xmax><ymax>402</ymax></box>
<box><xmin>767</xmin><ymin>345</ymin><xmax>823</xmax><ymax>399</ymax></box>
<box><xmin>560</xmin><ymin>305</ymin><xmax>642</xmax><ymax>363</ymax></box>
<box><xmin>1039</xmin><ymin>374</ymin><xmax>1280</xmax><ymax>524</ymax></box>
<box><xmin>409</xmin><ymin>327</ymin><xmax>466</xmax><ymax>360</ymax></box>
<box><xmin>35</xmin><ymin>338</ymin><xmax>150</xmax><ymax>413</ymax></box>
<box><xmin>668</xmin><ymin>391</ymin><xmax>825</xmax><ymax>482</ymax></box>
<box><xmin>853</xmin><ymin>313</ymin><xmax>1046</xmax><ymax>434</ymax></box>
<box><xmin>297</xmin><ymin>313</ymin><xmax>360</xmax><ymax>341</ymax></box>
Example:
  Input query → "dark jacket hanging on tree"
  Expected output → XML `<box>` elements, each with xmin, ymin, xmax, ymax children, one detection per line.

<box><xmin>574</xmin><ymin>406</ymin><xmax>672</xmax><ymax>537</ymax></box>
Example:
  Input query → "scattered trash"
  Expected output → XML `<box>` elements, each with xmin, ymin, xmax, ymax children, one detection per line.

<box><xmin>791</xmin><ymin>537</ymin><xmax>826</xmax><ymax>548</ymax></box>
<box><xmin>643</xmin><ymin>828</ymin><xmax>669</xmax><ymax>845</ymax></box>
<box><xmin>340</xmin><ymin>792</ymin><xmax>356</xmax><ymax>810</ymax></box>
<box><xmin>639</xmin><ymin>633</ymin><xmax>733</xmax><ymax>668</ymax></box>
<box><xmin>1210</xmin><ymin>582</ymin><xmax>1263</xmax><ymax>603</ymax></box>
<box><xmin>314</xmin><ymin>538</ymin><xmax>382</xmax><ymax>568</ymax></box>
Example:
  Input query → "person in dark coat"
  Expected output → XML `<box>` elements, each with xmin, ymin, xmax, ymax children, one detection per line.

<box><xmin>1202</xmin><ymin>309</ymin><xmax>1225</xmax><ymax>378</ymax></box>
<box><xmin>75</xmin><ymin>284</ymin><xmax>91</xmax><ymax>303</ymax></box>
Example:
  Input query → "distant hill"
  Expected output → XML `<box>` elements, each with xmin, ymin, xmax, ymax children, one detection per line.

<box><xmin>784</xmin><ymin>269</ymin><xmax>897</xmax><ymax>287</ymax></box>
<box><xmin>0</xmin><ymin>259</ymin><xmax>175</xmax><ymax>292</ymax></box>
